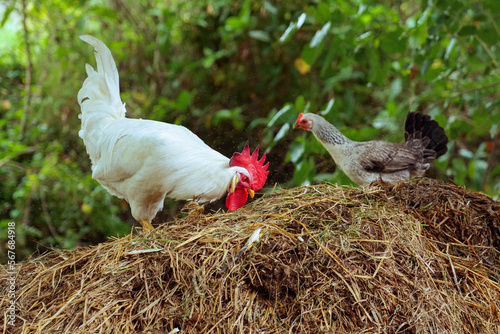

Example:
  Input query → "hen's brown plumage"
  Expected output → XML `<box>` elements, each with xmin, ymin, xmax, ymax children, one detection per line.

<box><xmin>294</xmin><ymin>112</ymin><xmax>448</xmax><ymax>185</ymax></box>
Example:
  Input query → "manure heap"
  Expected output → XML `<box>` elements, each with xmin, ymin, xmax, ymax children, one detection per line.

<box><xmin>1</xmin><ymin>179</ymin><xmax>499</xmax><ymax>333</ymax></box>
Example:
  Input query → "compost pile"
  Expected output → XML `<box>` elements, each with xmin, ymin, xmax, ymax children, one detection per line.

<box><xmin>1</xmin><ymin>178</ymin><xmax>499</xmax><ymax>333</ymax></box>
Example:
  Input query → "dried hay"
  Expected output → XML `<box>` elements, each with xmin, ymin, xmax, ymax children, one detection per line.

<box><xmin>1</xmin><ymin>178</ymin><xmax>499</xmax><ymax>333</ymax></box>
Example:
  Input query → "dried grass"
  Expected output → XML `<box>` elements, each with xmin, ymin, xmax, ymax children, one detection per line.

<box><xmin>1</xmin><ymin>178</ymin><xmax>499</xmax><ymax>333</ymax></box>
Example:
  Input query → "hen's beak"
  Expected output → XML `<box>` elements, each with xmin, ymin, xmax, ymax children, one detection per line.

<box><xmin>293</xmin><ymin>113</ymin><xmax>304</xmax><ymax>129</ymax></box>
<box><xmin>247</xmin><ymin>189</ymin><xmax>255</xmax><ymax>198</ymax></box>
<box><xmin>229</xmin><ymin>174</ymin><xmax>238</xmax><ymax>193</ymax></box>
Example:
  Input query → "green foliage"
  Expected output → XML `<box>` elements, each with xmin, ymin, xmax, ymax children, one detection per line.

<box><xmin>1</xmin><ymin>0</ymin><xmax>499</xmax><ymax>262</ymax></box>
<box><xmin>264</xmin><ymin>0</ymin><xmax>500</xmax><ymax>194</ymax></box>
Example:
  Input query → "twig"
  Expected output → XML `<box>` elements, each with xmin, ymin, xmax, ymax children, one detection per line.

<box><xmin>112</xmin><ymin>0</ymin><xmax>149</xmax><ymax>38</ymax></box>
<box><xmin>40</xmin><ymin>188</ymin><xmax>60</xmax><ymax>239</ymax></box>
<box><xmin>482</xmin><ymin>130</ymin><xmax>499</xmax><ymax>190</ymax></box>
<box><xmin>446</xmin><ymin>244</ymin><xmax>459</xmax><ymax>288</ymax></box>
<box><xmin>474</xmin><ymin>34</ymin><xmax>498</xmax><ymax>68</ymax></box>
<box><xmin>20</xmin><ymin>0</ymin><xmax>33</xmax><ymax>141</ymax></box>
<box><xmin>0</xmin><ymin>147</ymin><xmax>35</xmax><ymax>168</ymax></box>
<box><xmin>424</xmin><ymin>81</ymin><xmax>500</xmax><ymax>114</ymax></box>
<box><xmin>484</xmin><ymin>11</ymin><xmax>500</xmax><ymax>38</ymax></box>
<box><xmin>458</xmin><ymin>81</ymin><xmax>500</xmax><ymax>96</ymax></box>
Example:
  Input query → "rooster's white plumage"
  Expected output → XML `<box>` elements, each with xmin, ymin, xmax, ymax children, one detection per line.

<box><xmin>77</xmin><ymin>35</ymin><xmax>268</xmax><ymax>230</ymax></box>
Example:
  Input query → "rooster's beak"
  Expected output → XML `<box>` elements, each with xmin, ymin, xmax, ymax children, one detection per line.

<box><xmin>230</xmin><ymin>175</ymin><xmax>254</xmax><ymax>198</ymax></box>
<box><xmin>229</xmin><ymin>174</ymin><xmax>238</xmax><ymax>193</ymax></box>
<box><xmin>293</xmin><ymin>123</ymin><xmax>300</xmax><ymax>129</ymax></box>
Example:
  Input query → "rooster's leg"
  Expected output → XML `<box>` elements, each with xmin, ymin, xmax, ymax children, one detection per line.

<box><xmin>139</xmin><ymin>220</ymin><xmax>155</xmax><ymax>231</ymax></box>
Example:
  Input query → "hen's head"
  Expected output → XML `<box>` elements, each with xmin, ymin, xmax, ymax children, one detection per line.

<box><xmin>293</xmin><ymin>113</ymin><xmax>313</xmax><ymax>130</ymax></box>
<box><xmin>226</xmin><ymin>142</ymin><xmax>269</xmax><ymax>211</ymax></box>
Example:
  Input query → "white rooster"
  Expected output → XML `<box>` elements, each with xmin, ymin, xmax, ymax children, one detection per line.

<box><xmin>77</xmin><ymin>35</ymin><xmax>269</xmax><ymax>230</ymax></box>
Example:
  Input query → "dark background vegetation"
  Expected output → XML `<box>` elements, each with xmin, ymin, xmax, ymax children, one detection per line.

<box><xmin>1</xmin><ymin>0</ymin><xmax>499</xmax><ymax>262</ymax></box>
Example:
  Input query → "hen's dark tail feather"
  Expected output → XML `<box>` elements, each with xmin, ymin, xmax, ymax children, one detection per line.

<box><xmin>404</xmin><ymin>112</ymin><xmax>448</xmax><ymax>158</ymax></box>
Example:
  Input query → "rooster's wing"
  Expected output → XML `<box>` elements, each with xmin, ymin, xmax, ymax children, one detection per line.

<box><xmin>89</xmin><ymin>118</ymin><xmax>209</xmax><ymax>183</ymax></box>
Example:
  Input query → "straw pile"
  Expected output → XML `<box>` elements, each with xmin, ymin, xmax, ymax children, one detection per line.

<box><xmin>1</xmin><ymin>178</ymin><xmax>499</xmax><ymax>333</ymax></box>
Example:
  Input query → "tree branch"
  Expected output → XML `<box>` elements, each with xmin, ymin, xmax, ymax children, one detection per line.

<box><xmin>20</xmin><ymin>0</ymin><xmax>33</xmax><ymax>141</ymax></box>
<box><xmin>474</xmin><ymin>34</ymin><xmax>499</xmax><ymax>68</ymax></box>
<box><xmin>481</xmin><ymin>130</ymin><xmax>500</xmax><ymax>191</ymax></box>
<box><xmin>484</xmin><ymin>11</ymin><xmax>500</xmax><ymax>37</ymax></box>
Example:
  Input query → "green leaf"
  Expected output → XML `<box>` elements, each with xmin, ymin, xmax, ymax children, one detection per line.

<box><xmin>320</xmin><ymin>39</ymin><xmax>341</xmax><ymax>75</ymax></box>
<box><xmin>289</xmin><ymin>140</ymin><xmax>305</xmax><ymax>164</ymax></box>
<box><xmin>459</xmin><ymin>148</ymin><xmax>474</xmax><ymax>159</ymax></box>
<box><xmin>323</xmin><ymin>66</ymin><xmax>354</xmax><ymax>91</ymax></box>
<box><xmin>280</xmin><ymin>22</ymin><xmax>296</xmax><ymax>42</ymax></box>
<box><xmin>368</xmin><ymin>56</ymin><xmax>390</xmax><ymax>85</ymax></box>
<box><xmin>484</xmin><ymin>0</ymin><xmax>500</xmax><ymax>12</ymax></box>
<box><xmin>279</xmin><ymin>13</ymin><xmax>306</xmax><ymax>43</ymax></box>
<box><xmin>202</xmin><ymin>48</ymin><xmax>234</xmax><ymax>68</ymax></box>
<box><xmin>268</xmin><ymin>104</ymin><xmax>293</xmax><ymax>127</ymax></box>
<box><xmin>468</xmin><ymin>159</ymin><xmax>487</xmax><ymax>182</ymax></box>
<box><xmin>315</xmin><ymin>2</ymin><xmax>331</xmax><ymax>24</ymax></box>
<box><xmin>379</xmin><ymin>31</ymin><xmax>407</xmax><ymax>54</ymax></box>
<box><xmin>90</xmin><ymin>6</ymin><xmax>118</xmax><ymax>19</ymax></box>
<box><xmin>490</xmin><ymin>122</ymin><xmax>498</xmax><ymax>139</ymax></box>
<box><xmin>477</xmin><ymin>28</ymin><xmax>498</xmax><ymax>46</ymax></box>
<box><xmin>295</xmin><ymin>96</ymin><xmax>305</xmax><ymax>113</ymax></box>
<box><xmin>385</xmin><ymin>101</ymin><xmax>398</xmax><ymax>116</ymax></box>
<box><xmin>302</xmin><ymin>42</ymin><xmax>325</xmax><ymax>66</ymax></box>
<box><xmin>225</xmin><ymin>0</ymin><xmax>251</xmax><ymax>31</ymax></box>
<box><xmin>264</xmin><ymin>1</ymin><xmax>278</xmax><ymax>15</ymax></box>
<box><xmin>274</xmin><ymin>123</ymin><xmax>290</xmax><ymax>142</ymax></box>
<box><xmin>450</xmin><ymin>158</ymin><xmax>467</xmax><ymax>185</ymax></box>
<box><xmin>293</xmin><ymin>157</ymin><xmax>315</xmax><ymax>186</ymax></box>
<box><xmin>213</xmin><ymin>107</ymin><xmax>244</xmax><ymax>130</ymax></box>
<box><xmin>172</xmin><ymin>90</ymin><xmax>196</xmax><ymax>112</ymax></box>
<box><xmin>214</xmin><ymin>109</ymin><xmax>232</xmax><ymax>121</ymax></box>
<box><xmin>388</xmin><ymin>78</ymin><xmax>403</xmax><ymax>100</ymax></box>
<box><xmin>331</xmin><ymin>9</ymin><xmax>344</xmax><ymax>24</ymax></box>
<box><xmin>225</xmin><ymin>17</ymin><xmax>244</xmax><ymax>30</ymax></box>
<box><xmin>319</xmin><ymin>98</ymin><xmax>335</xmax><ymax>116</ymax></box>
<box><xmin>297</xmin><ymin>13</ymin><xmax>306</xmax><ymax>28</ymax></box>
<box><xmin>249</xmin><ymin>30</ymin><xmax>271</xmax><ymax>42</ymax></box>
<box><xmin>444</xmin><ymin>38</ymin><xmax>456</xmax><ymax>60</ymax></box>
<box><xmin>488</xmin><ymin>166</ymin><xmax>500</xmax><ymax>178</ymax></box>
<box><xmin>457</xmin><ymin>25</ymin><xmax>476</xmax><ymax>36</ymax></box>
<box><xmin>408</xmin><ymin>25</ymin><xmax>429</xmax><ymax>48</ymax></box>
<box><xmin>310</xmin><ymin>22</ymin><xmax>331</xmax><ymax>48</ymax></box>
<box><xmin>0</xmin><ymin>5</ymin><xmax>14</xmax><ymax>28</ymax></box>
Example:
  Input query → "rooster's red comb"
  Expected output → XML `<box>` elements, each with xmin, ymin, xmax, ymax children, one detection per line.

<box><xmin>229</xmin><ymin>141</ymin><xmax>269</xmax><ymax>191</ymax></box>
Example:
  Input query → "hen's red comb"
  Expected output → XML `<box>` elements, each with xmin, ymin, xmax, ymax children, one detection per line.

<box><xmin>295</xmin><ymin>113</ymin><xmax>304</xmax><ymax>124</ymax></box>
<box><xmin>229</xmin><ymin>141</ymin><xmax>269</xmax><ymax>191</ymax></box>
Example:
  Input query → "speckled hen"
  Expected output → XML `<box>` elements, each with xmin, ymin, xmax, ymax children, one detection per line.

<box><xmin>294</xmin><ymin>112</ymin><xmax>448</xmax><ymax>185</ymax></box>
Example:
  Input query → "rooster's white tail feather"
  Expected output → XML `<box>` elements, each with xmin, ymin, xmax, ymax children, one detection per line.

<box><xmin>78</xmin><ymin>35</ymin><xmax>126</xmax><ymax>142</ymax></box>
